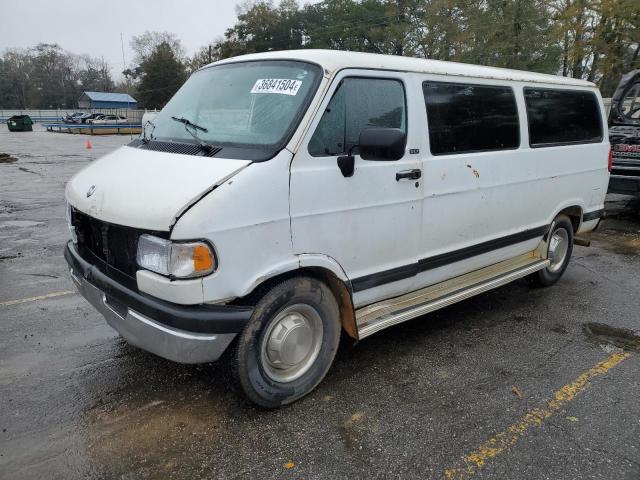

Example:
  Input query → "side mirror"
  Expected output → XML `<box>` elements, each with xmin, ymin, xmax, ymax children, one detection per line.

<box><xmin>336</xmin><ymin>127</ymin><xmax>407</xmax><ymax>178</ymax></box>
<box><xmin>359</xmin><ymin>127</ymin><xmax>406</xmax><ymax>161</ymax></box>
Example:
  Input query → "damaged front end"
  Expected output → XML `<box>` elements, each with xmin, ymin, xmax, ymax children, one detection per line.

<box><xmin>63</xmin><ymin>144</ymin><xmax>255</xmax><ymax>363</ymax></box>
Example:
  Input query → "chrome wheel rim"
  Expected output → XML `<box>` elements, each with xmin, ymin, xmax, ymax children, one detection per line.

<box><xmin>548</xmin><ymin>228</ymin><xmax>569</xmax><ymax>273</ymax></box>
<box><xmin>260</xmin><ymin>304</ymin><xmax>324</xmax><ymax>383</ymax></box>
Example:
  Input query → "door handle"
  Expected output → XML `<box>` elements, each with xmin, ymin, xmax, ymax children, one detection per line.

<box><xmin>396</xmin><ymin>169</ymin><xmax>422</xmax><ymax>181</ymax></box>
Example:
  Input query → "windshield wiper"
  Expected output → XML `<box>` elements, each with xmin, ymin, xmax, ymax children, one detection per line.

<box><xmin>170</xmin><ymin>115</ymin><xmax>218</xmax><ymax>153</ymax></box>
<box><xmin>171</xmin><ymin>115</ymin><xmax>207</xmax><ymax>132</ymax></box>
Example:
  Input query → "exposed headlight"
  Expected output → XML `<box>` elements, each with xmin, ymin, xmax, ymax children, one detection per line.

<box><xmin>66</xmin><ymin>201</ymin><xmax>77</xmax><ymax>243</ymax></box>
<box><xmin>136</xmin><ymin>234</ymin><xmax>216</xmax><ymax>279</ymax></box>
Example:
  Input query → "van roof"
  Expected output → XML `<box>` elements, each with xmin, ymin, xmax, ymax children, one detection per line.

<box><xmin>210</xmin><ymin>49</ymin><xmax>595</xmax><ymax>88</ymax></box>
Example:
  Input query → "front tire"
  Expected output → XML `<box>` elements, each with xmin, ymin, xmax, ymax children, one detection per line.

<box><xmin>528</xmin><ymin>214</ymin><xmax>574</xmax><ymax>287</ymax></box>
<box><xmin>236</xmin><ymin>276</ymin><xmax>341</xmax><ymax>408</ymax></box>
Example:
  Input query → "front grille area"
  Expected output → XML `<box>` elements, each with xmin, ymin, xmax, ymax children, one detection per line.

<box><xmin>71</xmin><ymin>208</ymin><xmax>167</xmax><ymax>278</ymax></box>
<box><xmin>613</xmin><ymin>151</ymin><xmax>640</xmax><ymax>159</ymax></box>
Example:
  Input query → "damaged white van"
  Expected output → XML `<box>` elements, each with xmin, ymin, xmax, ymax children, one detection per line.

<box><xmin>65</xmin><ymin>50</ymin><xmax>610</xmax><ymax>407</ymax></box>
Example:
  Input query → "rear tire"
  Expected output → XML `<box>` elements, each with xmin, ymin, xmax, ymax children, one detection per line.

<box><xmin>528</xmin><ymin>214</ymin><xmax>574</xmax><ymax>287</ymax></box>
<box><xmin>235</xmin><ymin>276</ymin><xmax>341</xmax><ymax>408</ymax></box>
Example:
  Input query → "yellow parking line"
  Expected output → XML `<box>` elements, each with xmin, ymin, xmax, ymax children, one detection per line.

<box><xmin>442</xmin><ymin>350</ymin><xmax>632</xmax><ymax>480</ymax></box>
<box><xmin>0</xmin><ymin>290</ymin><xmax>76</xmax><ymax>307</ymax></box>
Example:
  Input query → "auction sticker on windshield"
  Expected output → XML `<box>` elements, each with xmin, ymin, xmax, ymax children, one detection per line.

<box><xmin>251</xmin><ymin>79</ymin><xmax>303</xmax><ymax>96</ymax></box>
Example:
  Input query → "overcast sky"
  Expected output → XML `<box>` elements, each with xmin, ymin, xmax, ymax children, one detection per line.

<box><xmin>0</xmin><ymin>0</ymin><xmax>244</xmax><ymax>78</ymax></box>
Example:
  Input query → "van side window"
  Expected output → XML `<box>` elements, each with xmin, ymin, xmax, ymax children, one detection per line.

<box><xmin>309</xmin><ymin>78</ymin><xmax>406</xmax><ymax>157</ymax></box>
<box><xmin>423</xmin><ymin>82</ymin><xmax>519</xmax><ymax>155</ymax></box>
<box><xmin>524</xmin><ymin>88</ymin><xmax>603</xmax><ymax>147</ymax></box>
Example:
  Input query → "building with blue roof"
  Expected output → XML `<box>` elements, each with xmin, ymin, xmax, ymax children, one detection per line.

<box><xmin>78</xmin><ymin>91</ymin><xmax>138</xmax><ymax>109</ymax></box>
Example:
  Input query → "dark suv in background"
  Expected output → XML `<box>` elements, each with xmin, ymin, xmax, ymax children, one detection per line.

<box><xmin>608</xmin><ymin>70</ymin><xmax>640</xmax><ymax>195</ymax></box>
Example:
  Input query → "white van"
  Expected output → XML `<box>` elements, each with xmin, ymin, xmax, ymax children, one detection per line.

<box><xmin>65</xmin><ymin>50</ymin><xmax>610</xmax><ymax>407</ymax></box>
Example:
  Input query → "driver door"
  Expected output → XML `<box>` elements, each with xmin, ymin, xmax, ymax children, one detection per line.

<box><xmin>289</xmin><ymin>71</ymin><xmax>424</xmax><ymax>307</ymax></box>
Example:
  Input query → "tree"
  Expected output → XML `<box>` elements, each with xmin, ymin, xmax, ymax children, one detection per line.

<box><xmin>548</xmin><ymin>0</ymin><xmax>639</xmax><ymax>94</ymax></box>
<box><xmin>589</xmin><ymin>0</ymin><xmax>640</xmax><ymax>94</ymax></box>
<box><xmin>213</xmin><ymin>1</ymin><xmax>305</xmax><ymax>56</ymax></box>
<box><xmin>200</xmin><ymin>0</ymin><xmax>638</xmax><ymax>96</ymax></box>
<box><xmin>124</xmin><ymin>31</ymin><xmax>188</xmax><ymax>107</ymax></box>
<box><xmin>136</xmin><ymin>42</ymin><xmax>187</xmax><ymax>109</ymax></box>
<box><xmin>130</xmin><ymin>31</ymin><xmax>186</xmax><ymax>65</ymax></box>
<box><xmin>0</xmin><ymin>43</ymin><xmax>115</xmax><ymax>109</ymax></box>
<box><xmin>2</xmin><ymin>1</ymin><xmax>638</xmax><ymax>108</ymax></box>
<box><xmin>302</xmin><ymin>0</ymin><xmax>390</xmax><ymax>53</ymax></box>
<box><xmin>187</xmin><ymin>43</ymin><xmax>222</xmax><ymax>73</ymax></box>
<box><xmin>78</xmin><ymin>56</ymin><xmax>115</xmax><ymax>93</ymax></box>
<box><xmin>456</xmin><ymin>0</ymin><xmax>557</xmax><ymax>71</ymax></box>
<box><xmin>0</xmin><ymin>49</ymin><xmax>34</xmax><ymax>108</ymax></box>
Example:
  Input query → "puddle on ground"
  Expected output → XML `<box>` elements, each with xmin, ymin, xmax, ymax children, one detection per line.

<box><xmin>0</xmin><ymin>220</ymin><xmax>44</xmax><ymax>228</ymax></box>
<box><xmin>81</xmin><ymin>379</ymin><xmax>237</xmax><ymax>478</ymax></box>
<box><xmin>583</xmin><ymin>322</ymin><xmax>640</xmax><ymax>352</ymax></box>
<box><xmin>592</xmin><ymin>231</ymin><xmax>640</xmax><ymax>255</ymax></box>
<box><xmin>588</xmin><ymin>218</ymin><xmax>640</xmax><ymax>256</ymax></box>
<box><xmin>0</xmin><ymin>153</ymin><xmax>18</xmax><ymax>163</ymax></box>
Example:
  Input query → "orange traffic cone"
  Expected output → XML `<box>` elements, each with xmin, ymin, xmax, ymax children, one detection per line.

<box><xmin>85</xmin><ymin>140</ymin><xmax>93</xmax><ymax>150</ymax></box>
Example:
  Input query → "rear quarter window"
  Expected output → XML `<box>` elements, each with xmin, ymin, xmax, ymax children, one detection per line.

<box><xmin>524</xmin><ymin>88</ymin><xmax>603</xmax><ymax>147</ymax></box>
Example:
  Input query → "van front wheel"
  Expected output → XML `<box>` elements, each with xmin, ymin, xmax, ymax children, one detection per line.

<box><xmin>236</xmin><ymin>276</ymin><xmax>341</xmax><ymax>408</ymax></box>
<box><xmin>529</xmin><ymin>214</ymin><xmax>574</xmax><ymax>287</ymax></box>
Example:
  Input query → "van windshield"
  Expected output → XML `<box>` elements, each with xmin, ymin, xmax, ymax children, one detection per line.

<box><xmin>150</xmin><ymin>60</ymin><xmax>321</xmax><ymax>158</ymax></box>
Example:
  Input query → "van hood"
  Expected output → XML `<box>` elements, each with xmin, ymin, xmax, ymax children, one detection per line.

<box><xmin>66</xmin><ymin>145</ymin><xmax>251</xmax><ymax>231</ymax></box>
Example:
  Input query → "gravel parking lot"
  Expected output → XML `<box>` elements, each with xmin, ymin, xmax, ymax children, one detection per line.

<box><xmin>1</xmin><ymin>126</ymin><xmax>639</xmax><ymax>480</ymax></box>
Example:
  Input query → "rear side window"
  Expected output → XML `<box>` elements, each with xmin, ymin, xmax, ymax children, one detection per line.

<box><xmin>309</xmin><ymin>77</ymin><xmax>406</xmax><ymax>156</ymax></box>
<box><xmin>524</xmin><ymin>88</ymin><xmax>603</xmax><ymax>147</ymax></box>
<box><xmin>422</xmin><ymin>82</ymin><xmax>519</xmax><ymax>155</ymax></box>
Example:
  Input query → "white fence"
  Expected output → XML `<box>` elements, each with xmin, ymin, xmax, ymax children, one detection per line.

<box><xmin>0</xmin><ymin>109</ymin><xmax>156</xmax><ymax>124</ymax></box>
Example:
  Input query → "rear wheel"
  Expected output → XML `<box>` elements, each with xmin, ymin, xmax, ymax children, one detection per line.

<box><xmin>528</xmin><ymin>214</ymin><xmax>574</xmax><ymax>287</ymax></box>
<box><xmin>235</xmin><ymin>276</ymin><xmax>341</xmax><ymax>408</ymax></box>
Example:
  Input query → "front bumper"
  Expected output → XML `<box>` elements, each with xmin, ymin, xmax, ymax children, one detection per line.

<box><xmin>65</xmin><ymin>241</ymin><xmax>252</xmax><ymax>363</ymax></box>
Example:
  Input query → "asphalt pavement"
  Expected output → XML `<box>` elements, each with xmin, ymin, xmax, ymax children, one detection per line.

<box><xmin>1</xmin><ymin>126</ymin><xmax>639</xmax><ymax>480</ymax></box>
